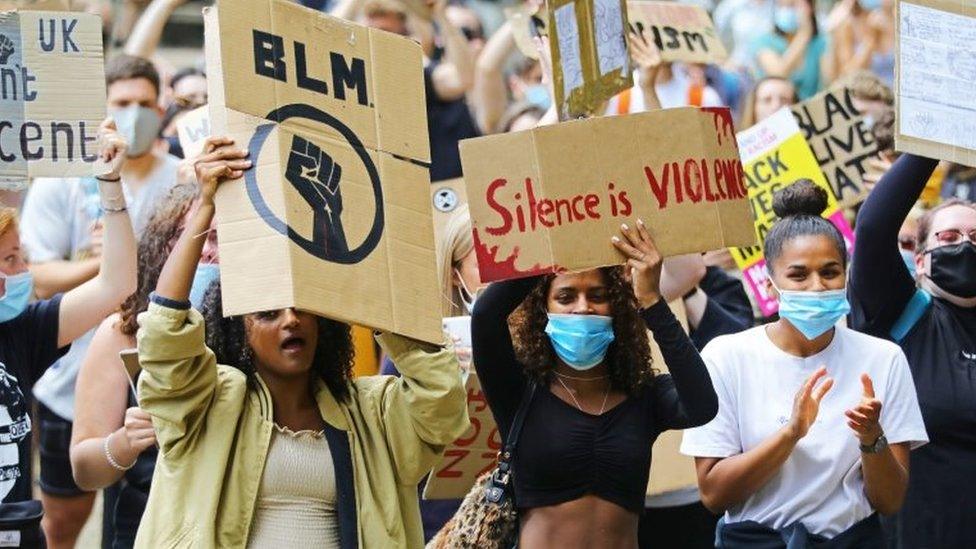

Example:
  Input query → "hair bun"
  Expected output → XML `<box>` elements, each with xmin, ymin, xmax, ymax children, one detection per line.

<box><xmin>772</xmin><ymin>180</ymin><xmax>829</xmax><ymax>218</ymax></box>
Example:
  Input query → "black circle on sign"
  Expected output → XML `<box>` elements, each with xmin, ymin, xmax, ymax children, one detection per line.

<box><xmin>244</xmin><ymin>103</ymin><xmax>384</xmax><ymax>265</ymax></box>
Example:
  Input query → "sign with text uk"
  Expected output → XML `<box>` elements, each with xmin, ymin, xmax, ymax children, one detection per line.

<box><xmin>0</xmin><ymin>11</ymin><xmax>104</xmax><ymax>182</ymax></box>
<box><xmin>730</xmin><ymin>108</ymin><xmax>855</xmax><ymax>316</ymax></box>
<box><xmin>460</xmin><ymin>107</ymin><xmax>756</xmax><ymax>283</ymax></box>
<box><xmin>205</xmin><ymin>0</ymin><xmax>441</xmax><ymax>343</ymax></box>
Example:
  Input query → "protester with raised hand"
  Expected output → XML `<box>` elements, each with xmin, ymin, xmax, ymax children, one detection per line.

<box><xmin>132</xmin><ymin>140</ymin><xmax>468</xmax><ymax>547</ymax></box>
<box><xmin>681</xmin><ymin>181</ymin><xmax>928</xmax><ymax>546</ymax></box>
<box><xmin>469</xmin><ymin>217</ymin><xmax>717</xmax><ymax>548</ymax></box>
<box><xmin>69</xmin><ymin>172</ymin><xmax>215</xmax><ymax>548</ymax></box>
<box><xmin>849</xmin><ymin>153</ymin><xmax>976</xmax><ymax>547</ymax></box>
<box><xmin>828</xmin><ymin>0</ymin><xmax>896</xmax><ymax>85</ymax></box>
<box><xmin>753</xmin><ymin>0</ymin><xmax>834</xmax><ymax>100</ymax></box>
<box><xmin>0</xmin><ymin>118</ymin><xmax>136</xmax><ymax>546</ymax></box>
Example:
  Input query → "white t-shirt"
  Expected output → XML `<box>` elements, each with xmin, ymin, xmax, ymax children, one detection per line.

<box><xmin>20</xmin><ymin>152</ymin><xmax>180</xmax><ymax>420</ymax></box>
<box><xmin>680</xmin><ymin>325</ymin><xmax>928</xmax><ymax>538</ymax></box>
<box><xmin>605</xmin><ymin>68</ymin><xmax>724</xmax><ymax>115</ymax></box>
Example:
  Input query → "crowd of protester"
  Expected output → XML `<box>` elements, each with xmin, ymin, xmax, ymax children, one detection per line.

<box><xmin>0</xmin><ymin>0</ymin><xmax>973</xmax><ymax>547</ymax></box>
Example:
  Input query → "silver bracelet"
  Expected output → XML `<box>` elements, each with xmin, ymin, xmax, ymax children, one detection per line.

<box><xmin>104</xmin><ymin>431</ymin><xmax>135</xmax><ymax>471</ymax></box>
<box><xmin>97</xmin><ymin>179</ymin><xmax>127</xmax><ymax>212</ymax></box>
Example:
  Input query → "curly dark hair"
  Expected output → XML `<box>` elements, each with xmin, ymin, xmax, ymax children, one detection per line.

<box><xmin>510</xmin><ymin>266</ymin><xmax>655</xmax><ymax>395</ymax></box>
<box><xmin>199</xmin><ymin>279</ymin><xmax>356</xmax><ymax>402</ymax></box>
<box><xmin>119</xmin><ymin>183</ymin><xmax>199</xmax><ymax>336</ymax></box>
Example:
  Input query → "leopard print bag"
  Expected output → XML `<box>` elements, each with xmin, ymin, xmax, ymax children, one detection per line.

<box><xmin>427</xmin><ymin>383</ymin><xmax>536</xmax><ymax>549</ymax></box>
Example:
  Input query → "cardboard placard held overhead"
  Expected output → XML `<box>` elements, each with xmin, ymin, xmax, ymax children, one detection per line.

<box><xmin>205</xmin><ymin>0</ymin><xmax>442</xmax><ymax>343</ymax></box>
<box><xmin>895</xmin><ymin>0</ymin><xmax>976</xmax><ymax>167</ymax></box>
<box><xmin>0</xmin><ymin>11</ymin><xmax>105</xmax><ymax>182</ymax></box>
<box><xmin>176</xmin><ymin>105</ymin><xmax>210</xmax><ymax>160</ymax></box>
<box><xmin>548</xmin><ymin>0</ymin><xmax>633</xmax><ymax>119</ymax></box>
<box><xmin>507</xmin><ymin>3</ymin><xmax>548</xmax><ymax>60</ymax></box>
<box><xmin>730</xmin><ymin>108</ymin><xmax>855</xmax><ymax>316</ymax></box>
<box><xmin>460</xmin><ymin>107</ymin><xmax>756</xmax><ymax>283</ymax></box>
<box><xmin>790</xmin><ymin>87</ymin><xmax>878</xmax><ymax>208</ymax></box>
<box><xmin>627</xmin><ymin>1</ymin><xmax>727</xmax><ymax>64</ymax></box>
<box><xmin>0</xmin><ymin>0</ymin><xmax>71</xmax><ymax>10</ymax></box>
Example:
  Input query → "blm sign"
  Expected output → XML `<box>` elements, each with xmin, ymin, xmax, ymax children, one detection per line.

<box><xmin>0</xmin><ymin>11</ymin><xmax>104</xmax><ymax>182</ymax></box>
<box><xmin>205</xmin><ymin>0</ymin><xmax>441</xmax><ymax>343</ymax></box>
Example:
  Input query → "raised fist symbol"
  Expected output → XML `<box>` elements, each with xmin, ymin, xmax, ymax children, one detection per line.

<box><xmin>0</xmin><ymin>36</ymin><xmax>14</xmax><ymax>65</ymax></box>
<box><xmin>285</xmin><ymin>135</ymin><xmax>349</xmax><ymax>256</ymax></box>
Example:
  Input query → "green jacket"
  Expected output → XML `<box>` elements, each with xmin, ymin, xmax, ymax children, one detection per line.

<box><xmin>134</xmin><ymin>302</ymin><xmax>469</xmax><ymax>548</ymax></box>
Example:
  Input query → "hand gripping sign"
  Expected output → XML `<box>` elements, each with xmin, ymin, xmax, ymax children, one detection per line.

<box><xmin>205</xmin><ymin>0</ymin><xmax>441</xmax><ymax>343</ymax></box>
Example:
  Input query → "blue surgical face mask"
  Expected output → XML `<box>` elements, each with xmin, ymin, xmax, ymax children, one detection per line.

<box><xmin>901</xmin><ymin>249</ymin><xmax>917</xmax><ymax>277</ymax></box>
<box><xmin>0</xmin><ymin>271</ymin><xmax>33</xmax><ymax>323</ymax></box>
<box><xmin>773</xmin><ymin>283</ymin><xmax>851</xmax><ymax>340</ymax></box>
<box><xmin>544</xmin><ymin>314</ymin><xmax>615</xmax><ymax>371</ymax></box>
<box><xmin>524</xmin><ymin>84</ymin><xmax>552</xmax><ymax>110</ymax></box>
<box><xmin>111</xmin><ymin>105</ymin><xmax>161</xmax><ymax>157</ymax></box>
<box><xmin>858</xmin><ymin>0</ymin><xmax>882</xmax><ymax>11</ymax></box>
<box><xmin>774</xmin><ymin>7</ymin><xmax>799</xmax><ymax>34</ymax></box>
<box><xmin>189</xmin><ymin>263</ymin><xmax>220</xmax><ymax>310</ymax></box>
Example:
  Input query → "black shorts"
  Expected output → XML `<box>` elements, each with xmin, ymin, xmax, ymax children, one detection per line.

<box><xmin>37</xmin><ymin>403</ymin><xmax>90</xmax><ymax>497</ymax></box>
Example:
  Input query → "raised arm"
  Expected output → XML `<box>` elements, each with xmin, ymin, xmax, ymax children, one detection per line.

<box><xmin>629</xmin><ymin>30</ymin><xmax>663</xmax><ymax>113</ymax></box>
<box><xmin>428</xmin><ymin>0</ymin><xmax>476</xmax><ymax>101</ymax></box>
<box><xmin>472</xmin><ymin>21</ymin><xmax>516</xmax><ymax>133</ymax></box>
<box><xmin>58</xmin><ymin>120</ymin><xmax>138</xmax><ymax>348</ymax></box>
<box><xmin>471</xmin><ymin>275</ymin><xmax>539</xmax><ymax>436</ymax></box>
<box><xmin>124</xmin><ymin>0</ymin><xmax>187</xmax><ymax>60</ymax></box>
<box><xmin>137</xmin><ymin>137</ymin><xmax>250</xmax><ymax>456</ymax></box>
<box><xmin>757</xmin><ymin>5</ymin><xmax>815</xmax><ymax>78</ymax></box>
<box><xmin>373</xmin><ymin>333</ymin><xmax>469</xmax><ymax>484</ymax></box>
<box><xmin>850</xmin><ymin>154</ymin><xmax>939</xmax><ymax>337</ymax></box>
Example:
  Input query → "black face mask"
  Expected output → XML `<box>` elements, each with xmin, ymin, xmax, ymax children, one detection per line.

<box><xmin>929</xmin><ymin>241</ymin><xmax>976</xmax><ymax>298</ymax></box>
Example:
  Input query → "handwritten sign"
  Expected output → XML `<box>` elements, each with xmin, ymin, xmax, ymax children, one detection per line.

<box><xmin>205</xmin><ymin>0</ymin><xmax>441</xmax><ymax>343</ymax></box>
<box><xmin>895</xmin><ymin>0</ymin><xmax>976</xmax><ymax>167</ymax></box>
<box><xmin>507</xmin><ymin>3</ymin><xmax>547</xmax><ymax>61</ymax></box>
<box><xmin>175</xmin><ymin>105</ymin><xmax>209</xmax><ymax>160</ymax></box>
<box><xmin>627</xmin><ymin>1</ymin><xmax>727</xmax><ymax>64</ymax></box>
<box><xmin>548</xmin><ymin>0</ymin><xmax>633</xmax><ymax>119</ymax></box>
<box><xmin>790</xmin><ymin>87</ymin><xmax>878</xmax><ymax>208</ymax></box>
<box><xmin>0</xmin><ymin>1</ymin><xmax>71</xmax><ymax>10</ymax></box>
<box><xmin>0</xmin><ymin>11</ymin><xmax>105</xmax><ymax>182</ymax></box>
<box><xmin>730</xmin><ymin>108</ymin><xmax>855</xmax><ymax>316</ymax></box>
<box><xmin>424</xmin><ymin>373</ymin><xmax>501</xmax><ymax>500</ymax></box>
<box><xmin>460</xmin><ymin>107</ymin><xmax>756</xmax><ymax>283</ymax></box>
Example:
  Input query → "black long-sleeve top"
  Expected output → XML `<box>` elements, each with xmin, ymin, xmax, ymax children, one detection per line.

<box><xmin>691</xmin><ymin>267</ymin><xmax>755</xmax><ymax>350</ymax></box>
<box><xmin>471</xmin><ymin>277</ymin><xmax>718</xmax><ymax>513</ymax></box>
<box><xmin>849</xmin><ymin>154</ymin><xmax>976</xmax><ymax>548</ymax></box>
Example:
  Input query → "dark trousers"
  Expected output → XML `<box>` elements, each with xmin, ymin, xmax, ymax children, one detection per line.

<box><xmin>639</xmin><ymin>502</ymin><xmax>720</xmax><ymax>549</ymax></box>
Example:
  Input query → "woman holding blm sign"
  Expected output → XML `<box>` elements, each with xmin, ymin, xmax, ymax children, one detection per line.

<box><xmin>470</xmin><ymin>219</ymin><xmax>718</xmax><ymax>547</ymax></box>
<box><xmin>849</xmin><ymin>154</ymin><xmax>976</xmax><ymax>547</ymax></box>
<box><xmin>681</xmin><ymin>181</ymin><xmax>928</xmax><ymax>546</ymax></box>
<box><xmin>130</xmin><ymin>138</ymin><xmax>469</xmax><ymax>548</ymax></box>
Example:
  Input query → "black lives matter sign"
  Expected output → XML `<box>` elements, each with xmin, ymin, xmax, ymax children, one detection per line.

<box><xmin>0</xmin><ymin>11</ymin><xmax>105</xmax><ymax>181</ymax></box>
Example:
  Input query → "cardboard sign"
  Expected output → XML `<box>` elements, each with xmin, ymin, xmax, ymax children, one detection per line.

<box><xmin>627</xmin><ymin>1</ymin><xmax>727</xmax><ymax>64</ymax></box>
<box><xmin>204</xmin><ymin>0</ymin><xmax>442</xmax><ymax>343</ymax></box>
<box><xmin>789</xmin><ymin>87</ymin><xmax>878</xmax><ymax>208</ymax></box>
<box><xmin>507</xmin><ymin>3</ymin><xmax>548</xmax><ymax>61</ymax></box>
<box><xmin>176</xmin><ymin>105</ymin><xmax>210</xmax><ymax>160</ymax></box>
<box><xmin>460</xmin><ymin>107</ymin><xmax>756</xmax><ymax>283</ymax></box>
<box><xmin>730</xmin><ymin>108</ymin><xmax>855</xmax><ymax>316</ymax></box>
<box><xmin>548</xmin><ymin>0</ymin><xmax>633</xmax><ymax>119</ymax></box>
<box><xmin>424</xmin><ymin>373</ymin><xmax>500</xmax><ymax>500</ymax></box>
<box><xmin>895</xmin><ymin>0</ymin><xmax>976</xmax><ymax>167</ymax></box>
<box><xmin>0</xmin><ymin>11</ymin><xmax>105</xmax><ymax>182</ymax></box>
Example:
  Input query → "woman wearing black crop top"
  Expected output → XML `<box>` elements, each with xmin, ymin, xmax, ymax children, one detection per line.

<box><xmin>849</xmin><ymin>154</ymin><xmax>976</xmax><ymax>548</ymax></box>
<box><xmin>471</xmin><ymin>220</ymin><xmax>718</xmax><ymax>548</ymax></box>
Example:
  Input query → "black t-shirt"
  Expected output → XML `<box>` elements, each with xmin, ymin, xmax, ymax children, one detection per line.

<box><xmin>0</xmin><ymin>295</ymin><xmax>67</xmax><ymax>504</ymax></box>
<box><xmin>691</xmin><ymin>267</ymin><xmax>754</xmax><ymax>351</ymax></box>
<box><xmin>424</xmin><ymin>63</ymin><xmax>480</xmax><ymax>183</ymax></box>
<box><xmin>849</xmin><ymin>154</ymin><xmax>976</xmax><ymax>547</ymax></box>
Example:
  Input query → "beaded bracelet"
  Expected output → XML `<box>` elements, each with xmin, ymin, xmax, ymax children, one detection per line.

<box><xmin>103</xmin><ymin>432</ymin><xmax>135</xmax><ymax>471</ymax></box>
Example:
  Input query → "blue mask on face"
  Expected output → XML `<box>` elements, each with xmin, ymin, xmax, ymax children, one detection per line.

<box><xmin>858</xmin><ymin>0</ymin><xmax>882</xmax><ymax>10</ymax></box>
<box><xmin>544</xmin><ymin>314</ymin><xmax>615</xmax><ymax>371</ymax></box>
<box><xmin>189</xmin><ymin>263</ymin><xmax>220</xmax><ymax>310</ymax></box>
<box><xmin>774</xmin><ymin>285</ymin><xmax>851</xmax><ymax>340</ymax></box>
<box><xmin>524</xmin><ymin>84</ymin><xmax>552</xmax><ymax>110</ymax></box>
<box><xmin>0</xmin><ymin>272</ymin><xmax>33</xmax><ymax>323</ymax></box>
<box><xmin>901</xmin><ymin>249</ymin><xmax>917</xmax><ymax>277</ymax></box>
<box><xmin>774</xmin><ymin>7</ymin><xmax>799</xmax><ymax>34</ymax></box>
